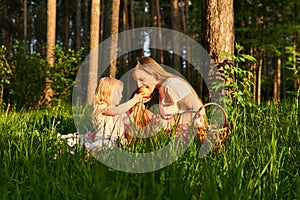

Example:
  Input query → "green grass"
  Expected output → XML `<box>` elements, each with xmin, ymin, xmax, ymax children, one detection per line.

<box><xmin>0</xmin><ymin>101</ymin><xmax>299</xmax><ymax>200</ymax></box>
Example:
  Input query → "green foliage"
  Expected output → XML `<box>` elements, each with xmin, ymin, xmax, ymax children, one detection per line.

<box><xmin>284</xmin><ymin>45</ymin><xmax>300</xmax><ymax>100</ymax></box>
<box><xmin>221</xmin><ymin>44</ymin><xmax>256</xmax><ymax>108</ymax></box>
<box><xmin>49</xmin><ymin>45</ymin><xmax>84</xmax><ymax>104</ymax></box>
<box><xmin>9</xmin><ymin>41</ymin><xmax>47</xmax><ymax>109</ymax></box>
<box><xmin>0</xmin><ymin>101</ymin><xmax>299</xmax><ymax>199</ymax></box>
<box><xmin>0</xmin><ymin>42</ymin><xmax>84</xmax><ymax>110</ymax></box>
<box><xmin>0</xmin><ymin>45</ymin><xmax>12</xmax><ymax>107</ymax></box>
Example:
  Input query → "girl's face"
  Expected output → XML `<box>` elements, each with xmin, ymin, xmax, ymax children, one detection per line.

<box><xmin>111</xmin><ymin>84</ymin><xmax>123</xmax><ymax>105</ymax></box>
<box><xmin>132</xmin><ymin>69</ymin><xmax>157</xmax><ymax>92</ymax></box>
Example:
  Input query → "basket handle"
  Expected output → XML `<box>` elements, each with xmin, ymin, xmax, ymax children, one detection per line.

<box><xmin>196</xmin><ymin>102</ymin><xmax>228</xmax><ymax>128</ymax></box>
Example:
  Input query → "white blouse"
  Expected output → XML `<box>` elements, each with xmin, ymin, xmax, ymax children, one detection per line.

<box><xmin>159</xmin><ymin>77</ymin><xmax>193</xmax><ymax>119</ymax></box>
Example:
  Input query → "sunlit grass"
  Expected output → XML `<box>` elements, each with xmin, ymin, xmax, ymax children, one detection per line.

<box><xmin>0</xmin><ymin>100</ymin><xmax>299</xmax><ymax>199</ymax></box>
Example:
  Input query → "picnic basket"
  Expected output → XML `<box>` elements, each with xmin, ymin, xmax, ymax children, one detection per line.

<box><xmin>194</xmin><ymin>102</ymin><xmax>230</xmax><ymax>149</ymax></box>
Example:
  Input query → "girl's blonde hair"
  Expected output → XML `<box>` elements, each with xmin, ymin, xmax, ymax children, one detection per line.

<box><xmin>92</xmin><ymin>77</ymin><xmax>123</xmax><ymax>126</ymax></box>
<box><xmin>94</xmin><ymin>77</ymin><xmax>123</xmax><ymax>106</ymax></box>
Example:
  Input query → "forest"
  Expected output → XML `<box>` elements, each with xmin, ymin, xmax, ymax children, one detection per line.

<box><xmin>0</xmin><ymin>0</ymin><xmax>299</xmax><ymax>108</ymax></box>
<box><xmin>0</xmin><ymin>0</ymin><xmax>299</xmax><ymax>199</ymax></box>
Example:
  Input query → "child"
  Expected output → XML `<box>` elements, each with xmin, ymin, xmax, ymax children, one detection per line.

<box><xmin>84</xmin><ymin>77</ymin><xmax>147</xmax><ymax>151</ymax></box>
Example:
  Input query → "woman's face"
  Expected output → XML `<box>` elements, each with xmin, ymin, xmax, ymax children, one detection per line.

<box><xmin>132</xmin><ymin>69</ymin><xmax>157</xmax><ymax>92</ymax></box>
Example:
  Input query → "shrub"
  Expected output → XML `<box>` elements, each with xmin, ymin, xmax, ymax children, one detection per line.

<box><xmin>9</xmin><ymin>41</ymin><xmax>47</xmax><ymax>109</ymax></box>
<box><xmin>49</xmin><ymin>45</ymin><xmax>84</xmax><ymax>104</ymax></box>
<box><xmin>0</xmin><ymin>45</ymin><xmax>12</xmax><ymax>109</ymax></box>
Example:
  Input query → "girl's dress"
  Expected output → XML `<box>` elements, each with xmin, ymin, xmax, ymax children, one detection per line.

<box><xmin>85</xmin><ymin>102</ymin><xmax>127</xmax><ymax>151</ymax></box>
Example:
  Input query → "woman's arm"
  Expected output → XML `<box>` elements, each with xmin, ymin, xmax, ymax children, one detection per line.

<box><xmin>178</xmin><ymin>93</ymin><xmax>201</xmax><ymax>111</ymax></box>
<box><xmin>102</xmin><ymin>93</ymin><xmax>146</xmax><ymax>116</ymax></box>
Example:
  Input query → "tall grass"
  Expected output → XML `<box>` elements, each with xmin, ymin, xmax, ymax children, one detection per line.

<box><xmin>0</xmin><ymin>100</ymin><xmax>299</xmax><ymax>199</ymax></box>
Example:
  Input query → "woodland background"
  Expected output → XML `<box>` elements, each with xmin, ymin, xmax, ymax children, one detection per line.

<box><xmin>0</xmin><ymin>1</ymin><xmax>299</xmax><ymax>199</ymax></box>
<box><xmin>0</xmin><ymin>0</ymin><xmax>299</xmax><ymax>109</ymax></box>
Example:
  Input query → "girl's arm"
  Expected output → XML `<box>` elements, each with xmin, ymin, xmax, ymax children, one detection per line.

<box><xmin>102</xmin><ymin>93</ymin><xmax>146</xmax><ymax>116</ymax></box>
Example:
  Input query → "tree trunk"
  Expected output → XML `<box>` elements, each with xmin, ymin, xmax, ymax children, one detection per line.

<box><xmin>203</xmin><ymin>0</ymin><xmax>234</xmax><ymax>101</ymax></box>
<box><xmin>109</xmin><ymin>0</ymin><xmax>120</xmax><ymax>77</ymax></box>
<box><xmin>46</xmin><ymin>0</ymin><xmax>56</xmax><ymax>66</ymax></box>
<box><xmin>121</xmin><ymin>0</ymin><xmax>130</xmax><ymax>74</ymax></box>
<box><xmin>293</xmin><ymin>31</ymin><xmax>299</xmax><ymax>92</ymax></box>
<box><xmin>4</xmin><ymin>0</ymin><xmax>10</xmax><ymax>52</ymax></box>
<box><xmin>87</xmin><ymin>0</ymin><xmax>100</xmax><ymax>105</ymax></box>
<box><xmin>273</xmin><ymin>56</ymin><xmax>281</xmax><ymax>103</ymax></box>
<box><xmin>44</xmin><ymin>0</ymin><xmax>57</xmax><ymax>105</ymax></box>
<box><xmin>23</xmin><ymin>0</ymin><xmax>27</xmax><ymax>45</ymax></box>
<box><xmin>129</xmin><ymin>0</ymin><xmax>134</xmax><ymax>29</ymax></box>
<box><xmin>257</xmin><ymin>52</ymin><xmax>263</xmax><ymax>105</ymax></box>
<box><xmin>203</xmin><ymin>0</ymin><xmax>234</xmax><ymax>64</ymax></box>
<box><xmin>28</xmin><ymin>3</ymin><xmax>34</xmax><ymax>52</ymax></box>
<box><xmin>264</xmin><ymin>52</ymin><xmax>270</xmax><ymax>100</ymax></box>
<box><xmin>181</xmin><ymin>0</ymin><xmax>188</xmax><ymax>34</ymax></box>
<box><xmin>252</xmin><ymin>47</ymin><xmax>257</xmax><ymax>102</ymax></box>
<box><xmin>64</xmin><ymin>0</ymin><xmax>70</xmax><ymax>48</ymax></box>
<box><xmin>84</xmin><ymin>0</ymin><xmax>90</xmax><ymax>55</ymax></box>
<box><xmin>75</xmin><ymin>0</ymin><xmax>82</xmax><ymax>51</ymax></box>
<box><xmin>122</xmin><ymin>0</ymin><xmax>128</xmax><ymax>62</ymax></box>
<box><xmin>183</xmin><ymin>0</ymin><xmax>191</xmax><ymax>83</ymax></box>
<box><xmin>142</xmin><ymin>0</ymin><xmax>146</xmax><ymax>28</ymax></box>
<box><xmin>16</xmin><ymin>1</ymin><xmax>22</xmax><ymax>41</ymax></box>
<box><xmin>150</xmin><ymin>0</ymin><xmax>163</xmax><ymax>63</ymax></box>
<box><xmin>102</xmin><ymin>0</ymin><xmax>120</xmax><ymax>78</ymax></box>
<box><xmin>128</xmin><ymin>0</ymin><xmax>136</xmax><ymax>67</ymax></box>
<box><xmin>171</xmin><ymin>0</ymin><xmax>181</xmax><ymax>72</ymax></box>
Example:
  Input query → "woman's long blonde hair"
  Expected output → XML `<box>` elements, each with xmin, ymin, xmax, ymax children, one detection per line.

<box><xmin>136</xmin><ymin>56</ymin><xmax>204</xmax><ymax>107</ymax></box>
<box><xmin>135</xmin><ymin>56</ymin><xmax>208</xmax><ymax>126</ymax></box>
<box><xmin>92</xmin><ymin>77</ymin><xmax>123</xmax><ymax>126</ymax></box>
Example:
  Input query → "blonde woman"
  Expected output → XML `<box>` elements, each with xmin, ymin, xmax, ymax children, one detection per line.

<box><xmin>86</xmin><ymin>77</ymin><xmax>147</xmax><ymax>150</ymax></box>
<box><xmin>132</xmin><ymin>56</ymin><xmax>207</xmax><ymax>141</ymax></box>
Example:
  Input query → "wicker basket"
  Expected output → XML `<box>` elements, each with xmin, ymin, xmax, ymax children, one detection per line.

<box><xmin>194</xmin><ymin>102</ymin><xmax>230</xmax><ymax>149</ymax></box>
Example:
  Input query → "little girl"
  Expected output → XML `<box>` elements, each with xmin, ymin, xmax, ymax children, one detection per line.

<box><xmin>85</xmin><ymin>77</ymin><xmax>147</xmax><ymax>151</ymax></box>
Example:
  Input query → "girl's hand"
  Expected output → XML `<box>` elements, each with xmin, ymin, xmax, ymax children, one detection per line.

<box><xmin>134</xmin><ymin>93</ymin><xmax>151</xmax><ymax>104</ymax></box>
<box><xmin>133</xmin><ymin>93</ymin><xmax>147</xmax><ymax>103</ymax></box>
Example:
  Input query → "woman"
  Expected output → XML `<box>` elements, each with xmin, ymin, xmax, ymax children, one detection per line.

<box><xmin>132</xmin><ymin>56</ymin><xmax>207</xmax><ymax>139</ymax></box>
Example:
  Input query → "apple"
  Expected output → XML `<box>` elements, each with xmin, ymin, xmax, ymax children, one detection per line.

<box><xmin>138</xmin><ymin>86</ymin><xmax>152</xmax><ymax>99</ymax></box>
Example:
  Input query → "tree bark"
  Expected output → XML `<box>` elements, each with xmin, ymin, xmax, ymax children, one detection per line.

<box><xmin>87</xmin><ymin>0</ymin><xmax>100</xmax><ymax>105</ymax></box>
<box><xmin>63</xmin><ymin>0</ymin><xmax>70</xmax><ymax>48</ymax></box>
<box><xmin>75</xmin><ymin>0</ymin><xmax>82</xmax><ymax>51</ymax></box>
<box><xmin>203</xmin><ymin>0</ymin><xmax>234</xmax><ymax>64</ymax></box>
<box><xmin>150</xmin><ymin>0</ymin><xmax>163</xmax><ymax>63</ymax></box>
<box><xmin>128</xmin><ymin>0</ymin><xmax>136</xmax><ymax>67</ymax></box>
<box><xmin>102</xmin><ymin>0</ymin><xmax>120</xmax><ymax>78</ymax></box>
<box><xmin>203</xmin><ymin>0</ymin><xmax>234</xmax><ymax>101</ymax></box>
<box><xmin>273</xmin><ymin>56</ymin><xmax>281</xmax><ymax>103</ymax></box>
<box><xmin>257</xmin><ymin>52</ymin><xmax>263</xmax><ymax>105</ymax></box>
<box><xmin>4</xmin><ymin>0</ymin><xmax>10</xmax><ymax>52</ymax></box>
<box><xmin>252</xmin><ymin>47</ymin><xmax>257</xmax><ymax>102</ymax></box>
<box><xmin>44</xmin><ymin>0</ymin><xmax>57</xmax><ymax>105</ymax></box>
<box><xmin>293</xmin><ymin>31</ymin><xmax>299</xmax><ymax>92</ymax></box>
<box><xmin>23</xmin><ymin>0</ymin><xmax>27</xmax><ymax>44</ymax></box>
<box><xmin>83</xmin><ymin>0</ymin><xmax>90</xmax><ymax>55</ymax></box>
<box><xmin>46</xmin><ymin>0</ymin><xmax>56</xmax><ymax>67</ymax></box>
<box><xmin>109</xmin><ymin>0</ymin><xmax>120</xmax><ymax>77</ymax></box>
<box><xmin>171</xmin><ymin>0</ymin><xmax>181</xmax><ymax>72</ymax></box>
